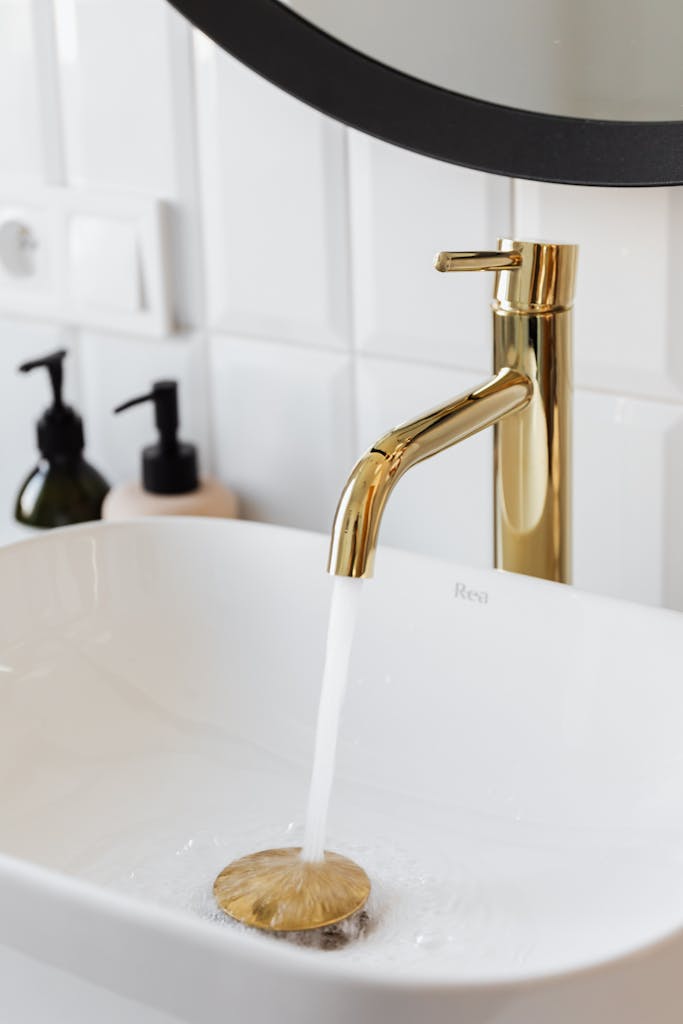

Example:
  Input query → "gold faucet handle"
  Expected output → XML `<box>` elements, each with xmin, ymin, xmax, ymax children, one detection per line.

<box><xmin>434</xmin><ymin>240</ymin><xmax>577</xmax><ymax>310</ymax></box>
<box><xmin>433</xmin><ymin>251</ymin><xmax>522</xmax><ymax>273</ymax></box>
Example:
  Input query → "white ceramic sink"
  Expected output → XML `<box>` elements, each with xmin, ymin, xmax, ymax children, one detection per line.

<box><xmin>1</xmin><ymin>518</ymin><xmax>683</xmax><ymax>1023</ymax></box>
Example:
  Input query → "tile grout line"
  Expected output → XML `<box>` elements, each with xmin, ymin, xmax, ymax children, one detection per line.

<box><xmin>509</xmin><ymin>175</ymin><xmax>518</xmax><ymax>240</ymax></box>
<box><xmin>340</xmin><ymin>125</ymin><xmax>359</xmax><ymax>459</ymax></box>
<box><xmin>166</xmin><ymin>13</ymin><xmax>218</xmax><ymax>477</ymax></box>
<box><xmin>32</xmin><ymin>0</ymin><xmax>67</xmax><ymax>186</ymax></box>
<box><xmin>32</xmin><ymin>0</ymin><xmax>82</xmax><ymax>406</ymax></box>
<box><xmin>208</xmin><ymin>327</ymin><xmax>683</xmax><ymax>412</ymax></box>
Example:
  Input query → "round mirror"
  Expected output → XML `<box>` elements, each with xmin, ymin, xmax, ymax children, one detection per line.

<box><xmin>168</xmin><ymin>0</ymin><xmax>683</xmax><ymax>186</ymax></box>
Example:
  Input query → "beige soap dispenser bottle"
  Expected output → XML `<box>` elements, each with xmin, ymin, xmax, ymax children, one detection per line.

<box><xmin>102</xmin><ymin>380</ymin><xmax>238</xmax><ymax>521</ymax></box>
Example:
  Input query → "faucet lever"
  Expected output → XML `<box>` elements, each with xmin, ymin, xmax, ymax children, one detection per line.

<box><xmin>433</xmin><ymin>250</ymin><xmax>522</xmax><ymax>273</ymax></box>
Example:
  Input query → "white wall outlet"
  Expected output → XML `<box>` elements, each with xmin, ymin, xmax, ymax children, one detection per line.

<box><xmin>0</xmin><ymin>220</ymin><xmax>39</xmax><ymax>278</ymax></box>
<box><xmin>0</xmin><ymin>199</ymin><xmax>59</xmax><ymax>316</ymax></box>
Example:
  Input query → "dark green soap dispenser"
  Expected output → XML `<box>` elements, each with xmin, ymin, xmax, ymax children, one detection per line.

<box><xmin>15</xmin><ymin>349</ymin><xmax>110</xmax><ymax>529</ymax></box>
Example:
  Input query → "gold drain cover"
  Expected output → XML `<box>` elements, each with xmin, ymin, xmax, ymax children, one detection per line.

<box><xmin>214</xmin><ymin>847</ymin><xmax>370</xmax><ymax>932</ymax></box>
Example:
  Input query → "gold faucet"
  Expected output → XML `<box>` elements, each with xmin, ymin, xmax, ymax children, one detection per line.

<box><xmin>328</xmin><ymin>238</ymin><xmax>577</xmax><ymax>583</ymax></box>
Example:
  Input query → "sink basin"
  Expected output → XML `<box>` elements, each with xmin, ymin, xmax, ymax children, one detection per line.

<box><xmin>1</xmin><ymin>518</ymin><xmax>683</xmax><ymax>1023</ymax></box>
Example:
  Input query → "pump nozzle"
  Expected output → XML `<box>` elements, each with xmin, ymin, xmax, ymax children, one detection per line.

<box><xmin>114</xmin><ymin>381</ymin><xmax>179</xmax><ymax>452</ymax></box>
<box><xmin>113</xmin><ymin>380</ymin><xmax>199</xmax><ymax>495</ymax></box>
<box><xmin>19</xmin><ymin>349</ymin><xmax>67</xmax><ymax>409</ymax></box>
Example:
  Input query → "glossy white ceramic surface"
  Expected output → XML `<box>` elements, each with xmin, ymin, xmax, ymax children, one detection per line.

<box><xmin>1</xmin><ymin>518</ymin><xmax>683</xmax><ymax>1023</ymax></box>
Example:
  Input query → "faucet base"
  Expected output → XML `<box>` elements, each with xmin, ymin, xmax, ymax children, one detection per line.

<box><xmin>493</xmin><ymin>304</ymin><xmax>572</xmax><ymax>584</ymax></box>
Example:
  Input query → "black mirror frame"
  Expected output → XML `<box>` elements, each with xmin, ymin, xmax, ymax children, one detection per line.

<box><xmin>168</xmin><ymin>0</ymin><xmax>683</xmax><ymax>187</ymax></box>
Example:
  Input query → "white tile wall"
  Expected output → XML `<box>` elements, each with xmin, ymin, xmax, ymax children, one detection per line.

<box><xmin>515</xmin><ymin>180</ymin><xmax>683</xmax><ymax>403</ymax></box>
<box><xmin>0</xmin><ymin>0</ymin><xmax>45</xmax><ymax>181</ymax></box>
<box><xmin>194</xmin><ymin>42</ymin><xmax>351</xmax><ymax>349</ymax></box>
<box><xmin>356</xmin><ymin>356</ymin><xmax>493</xmax><ymax>567</ymax></box>
<box><xmin>1</xmin><ymin>0</ymin><xmax>682</xmax><ymax>612</ymax></box>
<box><xmin>209</xmin><ymin>335</ymin><xmax>353</xmax><ymax>531</ymax></box>
<box><xmin>574</xmin><ymin>390</ymin><xmax>683</xmax><ymax>608</ymax></box>
<box><xmin>350</xmin><ymin>132</ymin><xmax>511</xmax><ymax>372</ymax></box>
<box><xmin>55</xmin><ymin>0</ymin><xmax>182</xmax><ymax>194</ymax></box>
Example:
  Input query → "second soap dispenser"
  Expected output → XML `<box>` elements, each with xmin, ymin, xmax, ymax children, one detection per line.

<box><xmin>102</xmin><ymin>380</ymin><xmax>238</xmax><ymax>521</ymax></box>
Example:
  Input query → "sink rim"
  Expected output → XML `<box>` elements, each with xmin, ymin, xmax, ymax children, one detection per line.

<box><xmin>4</xmin><ymin>512</ymin><xmax>683</xmax><ymax>618</ymax></box>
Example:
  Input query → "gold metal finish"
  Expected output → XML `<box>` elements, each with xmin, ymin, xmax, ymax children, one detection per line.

<box><xmin>328</xmin><ymin>368</ymin><xmax>532</xmax><ymax>578</ymax></box>
<box><xmin>434</xmin><ymin>250</ymin><xmax>522</xmax><ymax>273</ymax></box>
<box><xmin>492</xmin><ymin>238</ymin><xmax>577</xmax><ymax>312</ymax></box>
<box><xmin>328</xmin><ymin>239</ymin><xmax>577</xmax><ymax>583</ymax></box>
<box><xmin>214</xmin><ymin>847</ymin><xmax>371</xmax><ymax>932</ymax></box>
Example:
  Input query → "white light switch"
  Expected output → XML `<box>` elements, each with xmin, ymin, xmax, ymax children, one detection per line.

<box><xmin>68</xmin><ymin>215</ymin><xmax>142</xmax><ymax>313</ymax></box>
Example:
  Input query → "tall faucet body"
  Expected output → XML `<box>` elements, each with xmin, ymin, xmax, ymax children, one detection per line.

<box><xmin>328</xmin><ymin>239</ymin><xmax>577</xmax><ymax>583</ymax></box>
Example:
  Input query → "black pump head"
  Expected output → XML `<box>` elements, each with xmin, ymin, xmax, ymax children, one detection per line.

<box><xmin>18</xmin><ymin>348</ymin><xmax>84</xmax><ymax>459</ymax></box>
<box><xmin>19</xmin><ymin>349</ymin><xmax>67</xmax><ymax>406</ymax></box>
<box><xmin>114</xmin><ymin>380</ymin><xmax>199</xmax><ymax>495</ymax></box>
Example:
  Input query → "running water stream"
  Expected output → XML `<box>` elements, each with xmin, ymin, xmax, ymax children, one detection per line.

<box><xmin>301</xmin><ymin>576</ymin><xmax>364</xmax><ymax>861</ymax></box>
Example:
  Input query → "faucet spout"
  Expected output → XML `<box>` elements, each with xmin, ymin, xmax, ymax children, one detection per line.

<box><xmin>327</xmin><ymin>368</ymin><xmax>532</xmax><ymax>579</ymax></box>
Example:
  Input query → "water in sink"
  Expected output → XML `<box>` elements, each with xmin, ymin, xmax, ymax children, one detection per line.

<box><xmin>70</xmin><ymin>749</ymin><xmax>683</xmax><ymax>981</ymax></box>
<box><xmin>75</xmin><ymin>815</ymin><xmax>504</xmax><ymax>971</ymax></box>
